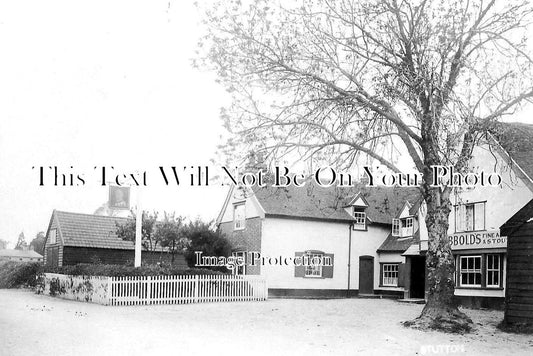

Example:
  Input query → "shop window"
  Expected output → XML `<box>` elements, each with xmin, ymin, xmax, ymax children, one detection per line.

<box><xmin>232</xmin><ymin>251</ymin><xmax>246</xmax><ymax>275</ymax></box>
<box><xmin>455</xmin><ymin>202</ymin><xmax>485</xmax><ymax>232</ymax></box>
<box><xmin>486</xmin><ymin>254</ymin><xmax>501</xmax><ymax>288</ymax></box>
<box><xmin>49</xmin><ymin>229</ymin><xmax>57</xmax><ymax>244</ymax></box>
<box><xmin>304</xmin><ymin>252</ymin><xmax>324</xmax><ymax>278</ymax></box>
<box><xmin>233</xmin><ymin>203</ymin><xmax>246</xmax><ymax>230</ymax></box>
<box><xmin>382</xmin><ymin>264</ymin><xmax>399</xmax><ymax>286</ymax></box>
<box><xmin>353</xmin><ymin>209</ymin><xmax>366</xmax><ymax>230</ymax></box>
<box><xmin>459</xmin><ymin>255</ymin><xmax>482</xmax><ymax>287</ymax></box>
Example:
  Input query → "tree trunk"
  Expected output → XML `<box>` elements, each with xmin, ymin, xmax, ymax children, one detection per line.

<box><xmin>404</xmin><ymin>187</ymin><xmax>473</xmax><ymax>333</ymax></box>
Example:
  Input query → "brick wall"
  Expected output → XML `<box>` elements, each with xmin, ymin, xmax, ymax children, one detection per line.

<box><xmin>219</xmin><ymin>217</ymin><xmax>262</xmax><ymax>275</ymax></box>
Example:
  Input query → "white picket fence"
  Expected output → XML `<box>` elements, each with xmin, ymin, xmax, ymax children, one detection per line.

<box><xmin>109</xmin><ymin>275</ymin><xmax>268</xmax><ymax>306</ymax></box>
<box><xmin>42</xmin><ymin>273</ymin><xmax>268</xmax><ymax>306</ymax></box>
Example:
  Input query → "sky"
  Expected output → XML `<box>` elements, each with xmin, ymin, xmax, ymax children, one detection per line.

<box><xmin>0</xmin><ymin>0</ymin><xmax>231</xmax><ymax>247</ymax></box>
<box><xmin>1</xmin><ymin>1</ymin><xmax>533</xmax><ymax>247</ymax></box>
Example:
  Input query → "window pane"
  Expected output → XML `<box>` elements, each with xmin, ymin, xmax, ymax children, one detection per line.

<box><xmin>465</xmin><ymin>205</ymin><xmax>474</xmax><ymax>231</ymax></box>
<box><xmin>486</xmin><ymin>254</ymin><xmax>501</xmax><ymax>287</ymax></box>
<box><xmin>474</xmin><ymin>203</ymin><xmax>485</xmax><ymax>230</ymax></box>
<box><xmin>456</xmin><ymin>206</ymin><xmax>464</xmax><ymax>232</ymax></box>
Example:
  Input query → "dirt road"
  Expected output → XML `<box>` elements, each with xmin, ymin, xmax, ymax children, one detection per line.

<box><xmin>1</xmin><ymin>289</ymin><xmax>531</xmax><ymax>356</ymax></box>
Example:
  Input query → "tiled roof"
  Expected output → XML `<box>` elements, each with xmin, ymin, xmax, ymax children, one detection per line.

<box><xmin>0</xmin><ymin>249</ymin><xmax>43</xmax><ymax>258</ymax></box>
<box><xmin>377</xmin><ymin>230</ymin><xmax>420</xmax><ymax>252</ymax></box>
<box><xmin>253</xmin><ymin>183</ymin><xmax>422</xmax><ymax>224</ymax></box>
<box><xmin>55</xmin><ymin>211</ymin><xmax>135</xmax><ymax>250</ymax></box>
<box><xmin>500</xmin><ymin>198</ymin><xmax>533</xmax><ymax>236</ymax></box>
<box><xmin>491</xmin><ymin>122</ymin><xmax>533</xmax><ymax>181</ymax></box>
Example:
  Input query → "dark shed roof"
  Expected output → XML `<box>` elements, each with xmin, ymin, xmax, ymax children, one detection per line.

<box><xmin>53</xmin><ymin>210</ymin><xmax>135</xmax><ymax>250</ymax></box>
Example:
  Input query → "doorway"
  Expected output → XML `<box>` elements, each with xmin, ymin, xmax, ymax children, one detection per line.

<box><xmin>359</xmin><ymin>256</ymin><xmax>374</xmax><ymax>294</ymax></box>
<box><xmin>410</xmin><ymin>256</ymin><xmax>426</xmax><ymax>299</ymax></box>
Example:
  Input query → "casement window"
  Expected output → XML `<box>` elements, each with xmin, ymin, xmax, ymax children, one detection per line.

<box><xmin>353</xmin><ymin>210</ymin><xmax>366</xmax><ymax>230</ymax></box>
<box><xmin>304</xmin><ymin>252</ymin><xmax>324</xmax><ymax>277</ymax></box>
<box><xmin>486</xmin><ymin>254</ymin><xmax>501</xmax><ymax>288</ymax></box>
<box><xmin>392</xmin><ymin>219</ymin><xmax>400</xmax><ymax>236</ymax></box>
<box><xmin>232</xmin><ymin>251</ymin><xmax>246</xmax><ymax>276</ymax></box>
<box><xmin>402</xmin><ymin>218</ymin><xmax>413</xmax><ymax>237</ymax></box>
<box><xmin>392</xmin><ymin>218</ymin><xmax>413</xmax><ymax>237</ymax></box>
<box><xmin>48</xmin><ymin>229</ymin><xmax>57</xmax><ymax>244</ymax></box>
<box><xmin>455</xmin><ymin>202</ymin><xmax>485</xmax><ymax>232</ymax></box>
<box><xmin>233</xmin><ymin>203</ymin><xmax>245</xmax><ymax>230</ymax></box>
<box><xmin>459</xmin><ymin>255</ymin><xmax>482</xmax><ymax>287</ymax></box>
<box><xmin>382</xmin><ymin>264</ymin><xmax>399</xmax><ymax>286</ymax></box>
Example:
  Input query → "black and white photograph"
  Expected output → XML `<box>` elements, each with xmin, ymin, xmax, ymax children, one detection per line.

<box><xmin>2</xmin><ymin>0</ymin><xmax>533</xmax><ymax>355</ymax></box>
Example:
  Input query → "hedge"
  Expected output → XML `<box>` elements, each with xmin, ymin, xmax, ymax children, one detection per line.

<box><xmin>45</xmin><ymin>263</ymin><xmax>227</xmax><ymax>277</ymax></box>
<box><xmin>0</xmin><ymin>261</ymin><xmax>227</xmax><ymax>289</ymax></box>
<box><xmin>0</xmin><ymin>261</ymin><xmax>42</xmax><ymax>288</ymax></box>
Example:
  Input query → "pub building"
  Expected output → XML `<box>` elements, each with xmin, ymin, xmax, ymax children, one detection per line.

<box><xmin>378</xmin><ymin>123</ymin><xmax>533</xmax><ymax>308</ymax></box>
<box><xmin>216</xmin><ymin>123</ymin><xmax>533</xmax><ymax>307</ymax></box>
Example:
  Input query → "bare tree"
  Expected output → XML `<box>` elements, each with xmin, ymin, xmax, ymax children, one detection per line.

<box><xmin>197</xmin><ymin>0</ymin><xmax>533</xmax><ymax>331</ymax></box>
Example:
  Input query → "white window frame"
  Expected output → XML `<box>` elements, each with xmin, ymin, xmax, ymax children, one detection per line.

<box><xmin>232</xmin><ymin>251</ymin><xmax>246</xmax><ymax>276</ymax></box>
<box><xmin>49</xmin><ymin>229</ymin><xmax>57</xmax><ymax>244</ymax></box>
<box><xmin>233</xmin><ymin>203</ymin><xmax>246</xmax><ymax>230</ymax></box>
<box><xmin>353</xmin><ymin>211</ymin><xmax>366</xmax><ymax>230</ymax></box>
<box><xmin>400</xmin><ymin>217</ymin><xmax>413</xmax><ymax>237</ymax></box>
<box><xmin>459</xmin><ymin>255</ymin><xmax>482</xmax><ymax>287</ymax></box>
<box><xmin>382</xmin><ymin>264</ymin><xmax>399</xmax><ymax>286</ymax></box>
<box><xmin>392</xmin><ymin>219</ymin><xmax>400</xmax><ymax>236</ymax></box>
<box><xmin>304</xmin><ymin>252</ymin><xmax>323</xmax><ymax>278</ymax></box>
<box><xmin>486</xmin><ymin>254</ymin><xmax>501</xmax><ymax>288</ymax></box>
<box><xmin>455</xmin><ymin>202</ymin><xmax>485</xmax><ymax>232</ymax></box>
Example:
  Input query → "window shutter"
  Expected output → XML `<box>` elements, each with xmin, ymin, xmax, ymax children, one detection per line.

<box><xmin>294</xmin><ymin>252</ymin><xmax>305</xmax><ymax>277</ymax></box>
<box><xmin>322</xmin><ymin>253</ymin><xmax>334</xmax><ymax>278</ymax></box>
<box><xmin>397</xmin><ymin>263</ymin><xmax>406</xmax><ymax>287</ymax></box>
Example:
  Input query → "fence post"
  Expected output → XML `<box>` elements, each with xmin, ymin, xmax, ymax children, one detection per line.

<box><xmin>194</xmin><ymin>275</ymin><xmax>199</xmax><ymax>303</ymax></box>
<box><xmin>106</xmin><ymin>277</ymin><xmax>112</xmax><ymax>306</ymax></box>
<box><xmin>147</xmin><ymin>276</ymin><xmax>152</xmax><ymax>305</ymax></box>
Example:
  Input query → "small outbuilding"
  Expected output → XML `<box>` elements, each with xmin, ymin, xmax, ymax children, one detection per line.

<box><xmin>500</xmin><ymin>198</ymin><xmax>533</xmax><ymax>325</ymax></box>
<box><xmin>0</xmin><ymin>249</ymin><xmax>43</xmax><ymax>263</ymax></box>
<box><xmin>43</xmin><ymin>210</ymin><xmax>186</xmax><ymax>268</ymax></box>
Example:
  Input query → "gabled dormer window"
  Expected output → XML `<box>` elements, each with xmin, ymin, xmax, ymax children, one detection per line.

<box><xmin>392</xmin><ymin>217</ymin><xmax>414</xmax><ymax>237</ymax></box>
<box><xmin>353</xmin><ymin>207</ymin><xmax>366</xmax><ymax>230</ymax></box>
<box><xmin>233</xmin><ymin>203</ymin><xmax>245</xmax><ymax>230</ymax></box>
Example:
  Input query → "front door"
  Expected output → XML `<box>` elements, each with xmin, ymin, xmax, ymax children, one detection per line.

<box><xmin>410</xmin><ymin>256</ymin><xmax>426</xmax><ymax>298</ymax></box>
<box><xmin>359</xmin><ymin>256</ymin><xmax>374</xmax><ymax>294</ymax></box>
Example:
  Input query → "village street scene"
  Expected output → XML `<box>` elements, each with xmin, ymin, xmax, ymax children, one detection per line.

<box><xmin>2</xmin><ymin>0</ymin><xmax>533</xmax><ymax>355</ymax></box>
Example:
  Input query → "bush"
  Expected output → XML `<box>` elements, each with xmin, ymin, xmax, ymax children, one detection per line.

<box><xmin>0</xmin><ymin>261</ymin><xmax>43</xmax><ymax>288</ymax></box>
<box><xmin>44</xmin><ymin>263</ymin><xmax>228</xmax><ymax>277</ymax></box>
<box><xmin>182</xmin><ymin>220</ymin><xmax>233</xmax><ymax>272</ymax></box>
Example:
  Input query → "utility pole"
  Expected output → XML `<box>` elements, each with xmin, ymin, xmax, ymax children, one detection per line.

<box><xmin>134</xmin><ymin>188</ymin><xmax>142</xmax><ymax>267</ymax></box>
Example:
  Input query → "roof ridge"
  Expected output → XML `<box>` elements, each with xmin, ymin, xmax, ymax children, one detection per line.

<box><xmin>55</xmin><ymin>210</ymin><xmax>131</xmax><ymax>220</ymax></box>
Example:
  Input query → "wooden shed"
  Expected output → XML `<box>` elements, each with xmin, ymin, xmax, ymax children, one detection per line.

<box><xmin>44</xmin><ymin>210</ymin><xmax>187</xmax><ymax>268</ymax></box>
<box><xmin>500</xmin><ymin>199</ymin><xmax>533</xmax><ymax>325</ymax></box>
